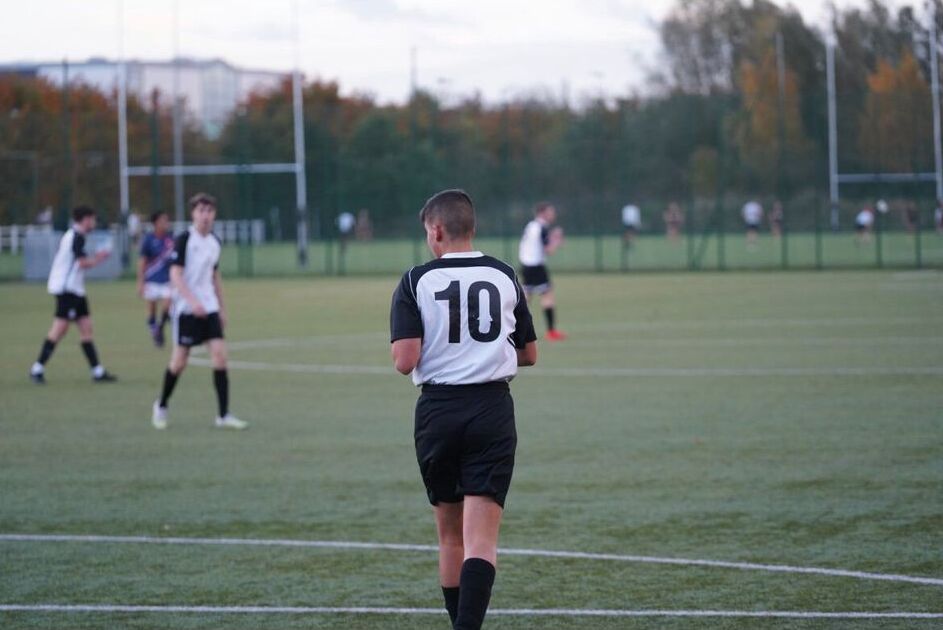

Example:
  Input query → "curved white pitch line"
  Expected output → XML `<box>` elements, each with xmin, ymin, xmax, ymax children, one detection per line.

<box><xmin>2</xmin><ymin>534</ymin><xmax>941</xmax><ymax>588</ymax></box>
<box><xmin>0</xmin><ymin>604</ymin><xmax>940</xmax><ymax>619</ymax></box>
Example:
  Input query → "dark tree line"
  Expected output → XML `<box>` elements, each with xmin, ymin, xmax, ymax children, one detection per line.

<box><xmin>1</xmin><ymin>0</ymin><xmax>939</xmax><ymax>234</ymax></box>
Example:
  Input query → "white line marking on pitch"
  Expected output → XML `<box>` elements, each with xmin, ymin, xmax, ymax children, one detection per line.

<box><xmin>187</xmin><ymin>357</ymin><xmax>943</xmax><ymax>378</ymax></box>
<box><xmin>2</xmin><ymin>534</ymin><xmax>941</xmax><ymax>587</ymax></box>
<box><xmin>0</xmin><ymin>604</ymin><xmax>940</xmax><ymax>619</ymax></box>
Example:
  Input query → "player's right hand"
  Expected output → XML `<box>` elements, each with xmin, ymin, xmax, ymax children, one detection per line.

<box><xmin>95</xmin><ymin>249</ymin><xmax>111</xmax><ymax>262</ymax></box>
<box><xmin>136</xmin><ymin>282</ymin><xmax>144</xmax><ymax>297</ymax></box>
<box><xmin>192</xmin><ymin>303</ymin><xmax>208</xmax><ymax>318</ymax></box>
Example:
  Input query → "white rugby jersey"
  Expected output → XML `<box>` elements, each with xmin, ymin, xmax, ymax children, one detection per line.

<box><xmin>622</xmin><ymin>204</ymin><xmax>641</xmax><ymax>227</ymax></box>
<box><xmin>742</xmin><ymin>201</ymin><xmax>763</xmax><ymax>224</ymax></box>
<box><xmin>390</xmin><ymin>251</ymin><xmax>537</xmax><ymax>386</ymax></box>
<box><xmin>170</xmin><ymin>227</ymin><xmax>222</xmax><ymax>315</ymax></box>
<box><xmin>518</xmin><ymin>219</ymin><xmax>549</xmax><ymax>266</ymax></box>
<box><xmin>47</xmin><ymin>227</ymin><xmax>88</xmax><ymax>296</ymax></box>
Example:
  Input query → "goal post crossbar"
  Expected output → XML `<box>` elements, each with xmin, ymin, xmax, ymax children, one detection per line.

<box><xmin>836</xmin><ymin>172</ymin><xmax>938</xmax><ymax>185</ymax></box>
<box><xmin>124</xmin><ymin>164</ymin><xmax>300</xmax><ymax>177</ymax></box>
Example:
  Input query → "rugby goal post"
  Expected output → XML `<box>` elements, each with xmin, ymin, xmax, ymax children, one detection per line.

<box><xmin>115</xmin><ymin>0</ymin><xmax>311</xmax><ymax>269</ymax></box>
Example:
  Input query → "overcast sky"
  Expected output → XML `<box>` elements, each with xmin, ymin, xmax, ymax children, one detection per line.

<box><xmin>1</xmin><ymin>0</ymin><xmax>914</xmax><ymax>105</ymax></box>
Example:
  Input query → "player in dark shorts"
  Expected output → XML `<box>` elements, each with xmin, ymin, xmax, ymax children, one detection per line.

<box><xmin>391</xmin><ymin>189</ymin><xmax>537</xmax><ymax>629</ymax></box>
<box><xmin>151</xmin><ymin>193</ymin><xmax>246</xmax><ymax>431</ymax></box>
<box><xmin>518</xmin><ymin>202</ymin><xmax>566</xmax><ymax>340</ymax></box>
<box><xmin>29</xmin><ymin>206</ymin><xmax>117</xmax><ymax>384</ymax></box>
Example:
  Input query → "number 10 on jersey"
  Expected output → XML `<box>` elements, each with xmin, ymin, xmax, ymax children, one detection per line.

<box><xmin>434</xmin><ymin>280</ymin><xmax>501</xmax><ymax>343</ymax></box>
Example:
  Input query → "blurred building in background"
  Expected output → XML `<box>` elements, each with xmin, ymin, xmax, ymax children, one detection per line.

<box><xmin>0</xmin><ymin>58</ymin><xmax>282</xmax><ymax>138</ymax></box>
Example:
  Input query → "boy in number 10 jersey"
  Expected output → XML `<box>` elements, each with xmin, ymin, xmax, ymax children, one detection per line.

<box><xmin>390</xmin><ymin>189</ymin><xmax>538</xmax><ymax>629</ymax></box>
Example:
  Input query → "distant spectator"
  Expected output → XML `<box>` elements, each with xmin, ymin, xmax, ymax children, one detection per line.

<box><xmin>902</xmin><ymin>200</ymin><xmax>919</xmax><ymax>234</ymax></box>
<box><xmin>769</xmin><ymin>200</ymin><xmax>784</xmax><ymax>238</ymax></box>
<box><xmin>355</xmin><ymin>208</ymin><xmax>373</xmax><ymax>241</ymax></box>
<box><xmin>337</xmin><ymin>211</ymin><xmax>355</xmax><ymax>248</ymax></box>
<box><xmin>935</xmin><ymin>200</ymin><xmax>943</xmax><ymax>235</ymax></box>
<box><xmin>35</xmin><ymin>206</ymin><xmax>53</xmax><ymax>226</ymax></box>
<box><xmin>855</xmin><ymin>204</ymin><xmax>875</xmax><ymax>244</ymax></box>
<box><xmin>742</xmin><ymin>199</ymin><xmax>763</xmax><ymax>248</ymax></box>
<box><xmin>127</xmin><ymin>211</ymin><xmax>142</xmax><ymax>246</ymax></box>
<box><xmin>621</xmin><ymin>203</ymin><xmax>641</xmax><ymax>247</ymax></box>
<box><xmin>336</xmin><ymin>211</ymin><xmax>356</xmax><ymax>274</ymax></box>
<box><xmin>663</xmin><ymin>202</ymin><xmax>684</xmax><ymax>241</ymax></box>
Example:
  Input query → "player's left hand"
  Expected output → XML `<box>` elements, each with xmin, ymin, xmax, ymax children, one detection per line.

<box><xmin>550</xmin><ymin>226</ymin><xmax>564</xmax><ymax>245</ymax></box>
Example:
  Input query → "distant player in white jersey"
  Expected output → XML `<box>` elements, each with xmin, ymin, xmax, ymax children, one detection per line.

<box><xmin>742</xmin><ymin>199</ymin><xmax>763</xmax><ymax>248</ymax></box>
<box><xmin>855</xmin><ymin>203</ymin><xmax>875</xmax><ymax>244</ymax></box>
<box><xmin>151</xmin><ymin>193</ymin><xmax>246</xmax><ymax>430</ymax></box>
<box><xmin>622</xmin><ymin>203</ymin><xmax>641</xmax><ymax>243</ymax></box>
<box><xmin>518</xmin><ymin>202</ymin><xmax>566</xmax><ymax>341</ymax></box>
<box><xmin>391</xmin><ymin>189</ymin><xmax>537</xmax><ymax>630</ymax></box>
<box><xmin>29</xmin><ymin>206</ymin><xmax>117</xmax><ymax>384</ymax></box>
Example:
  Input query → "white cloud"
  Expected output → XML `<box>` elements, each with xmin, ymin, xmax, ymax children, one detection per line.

<box><xmin>0</xmin><ymin>0</ymin><xmax>919</xmax><ymax>104</ymax></box>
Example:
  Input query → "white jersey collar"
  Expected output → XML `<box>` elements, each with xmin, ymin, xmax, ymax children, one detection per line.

<box><xmin>440</xmin><ymin>251</ymin><xmax>483</xmax><ymax>259</ymax></box>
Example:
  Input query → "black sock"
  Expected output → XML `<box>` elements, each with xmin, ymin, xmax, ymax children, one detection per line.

<box><xmin>36</xmin><ymin>338</ymin><xmax>57</xmax><ymax>365</ymax></box>
<box><xmin>544</xmin><ymin>306</ymin><xmax>555</xmax><ymax>331</ymax></box>
<box><xmin>147</xmin><ymin>315</ymin><xmax>156</xmax><ymax>326</ymax></box>
<box><xmin>80</xmin><ymin>341</ymin><xmax>100</xmax><ymax>368</ymax></box>
<box><xmin>159</xmin><ymin>311</ymin><xmax>170</xmax><ymax>328</ymax></box>
<box><xmin>213</xmin><ymin>369</ymin><xmax>229</xmax><ymax>417</ymax></box>
<box><xmin>442</xmin><ymin>586</ymin><xmax>460</xmax><ymax>625</ymax></box>
<box><xmin>454</xmin><ymin>558</ymin><xmax>495</xmax><ymax>630</ymax></box>
<box><xmin>159</xmin><ymin>369</ymin><xmax>179</xmax><ymax>408</ymax></box>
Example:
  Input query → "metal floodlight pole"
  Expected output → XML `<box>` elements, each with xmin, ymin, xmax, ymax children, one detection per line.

<box><xmin>172</xmin><ymin>0</ymin><xmax>185</xmax><ymax>222</ymax></box>
<box><xmin>292</xmin><ymin>0</ymin><xmax>309</xmax><ymax>266</ymax></box>
<box><xmin>930</xmin><ymin>1</ymin><xmax>943</xmax><ymax>200</ymax></box>
<box><xmin>826</xmin><ymin>36</ymin><xmax>839</xmax><ymax>206</ymax></box>
<box><xmin>117</xmin><ymin>0</ymin><xmax>130</xmax><ymax>267</ymax></box>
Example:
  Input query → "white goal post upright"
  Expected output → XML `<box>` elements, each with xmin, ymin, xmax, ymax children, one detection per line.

<box><xmin>117</xmin><ymin>0</ymin><xmax>130</xmax><ymax>266</ymax></box>
<box><xmin>116</xmin><ymin>0</ymin><xmax>311</xmax><ymax>268</ymax></box>
<box><xmin>931</xmin><ymin>0</ymin><xmax>942</xmax><ymax>200</ymax></box>
<box><xmin>826</xmin><ymin>6</ymin><xmax>943</xmax><ymax>204</ymax></box>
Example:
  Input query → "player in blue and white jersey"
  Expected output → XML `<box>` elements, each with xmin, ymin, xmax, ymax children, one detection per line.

<box><xmin>29</xmin><ymin>206</ymin><xmax>117</xmax><ymax>384</ymax></box>
<box><xmin>137</xmin><ymin>210</ymin><xmax>175</xmax><ymax>346</ymax></box>
<box><xmin>391</xmin><ymin>189</ymin><xmax>537</xmax><ymax>630</ymax></box>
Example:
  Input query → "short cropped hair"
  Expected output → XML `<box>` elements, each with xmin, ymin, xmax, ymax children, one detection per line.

<box><xmin>419</xmin><ymin>189</ymin><xmax>476</xmax><ymax>239</ymax></box>
<box><xmin>150</xmin><ymin>210</ymin><xmax>168</xmax><ymax>223</ymax></box>
<box><xmin>533</xmin><ymin>201</ymin><xmax>554</xmax><ymax>217</ymax></box>
<box><xmin>188</xmin><ymin>192</ymin><xmax>217</xmax><ymax>211</ymax></box>
<box><xmin>72</xmin><ymin>206</ymin><xmax>96</xmax><ymax>222</ymax></box>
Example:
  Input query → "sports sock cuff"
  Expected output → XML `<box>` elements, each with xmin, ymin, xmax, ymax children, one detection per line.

<box><xmin>461</xmin><ymin>557</ymin><xmax>496</xmax><ymax>579</ymax></box>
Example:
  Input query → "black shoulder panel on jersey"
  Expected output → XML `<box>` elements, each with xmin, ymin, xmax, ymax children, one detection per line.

<box><xmin>71</xmin><ymin>231</ymin><xmax>87</xmax><ymax>258</ymax></box>
<box><xmin>171</xmin><ymin>231</ymin><xmax>190</xmax><ymax>266</ymax></box>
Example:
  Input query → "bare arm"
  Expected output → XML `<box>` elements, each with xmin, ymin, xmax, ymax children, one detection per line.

<box><xmin>516</xmin><ymin>340</ymin><xmax>537</xmax><ymax>366</ymax></box>
<box><xmin>391</xmin><ymin>338</ymin><xmax>422</xmax><ymax>375</ymax></box>
<box><xmin>78</xmin><ymin>250</ymin><xmax>109</xmax><ymax>269</ymax></box>
<box><xmin>544</xmin><ymin>227</ymin><xmax>563</xmax><ymax>256</ymax></box>
<box><xmin>136</xmin><ymin>256</ymin><xmax>146</xmax><ymax>293</ymax></box>
<box><xmin>171</xmin><ymin>265</ymin><xmax>206</xmax><ymax>316</ymax></box>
